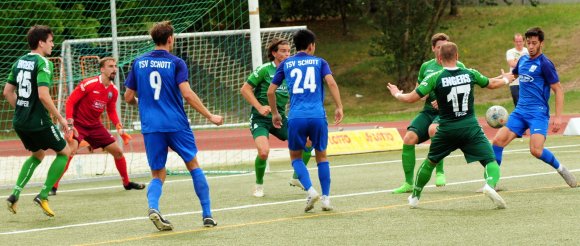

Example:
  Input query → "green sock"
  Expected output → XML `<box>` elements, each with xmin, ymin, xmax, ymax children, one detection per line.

<box><xmin>39</xmin><ymin>154</ymin><xmax>68</xmax><ymax>199</ymax></box>
<box><xmin>484</xmin><ymin>161</ymin><xmax>500</xmax><ymax>188</ymax></box>
<box><xmin>435</xmin><ymin>159</ymin><xmax>444</xmax><ymax>175</ymax></box>
<box><xmin>293</xmin><ymin>147</ymin><xmax>313</xmax><ymax>179</ymax></box>
<box><xmin>12</xmin><ymin>156</ymin><xmax>42</xmax><ymax>199</ymax></box>
<box><xmin>402</xmin><ymin>144</ymin><xmax>415</xmax><ymax>185</ymax></box>
<box><xmin>412</xmin><ymin>160</ymin><xmax>436</xmax><ymax>199</ymax></box>
<box><xmin>255</xmin><ymin>156</ymin><xmax>267</xmax><ymax>185</ymax></box>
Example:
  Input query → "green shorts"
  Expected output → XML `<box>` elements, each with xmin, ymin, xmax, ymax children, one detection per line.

<box><xmin>250</xmin><ymin>114</ymin><xmax>288</xmax><ymax>141</ymax></box>
<box><xmin>15</xmin><ymin>124</ymin><xmax>67</xmax><ymax>152</ymax></box>
<box><xmin>407</xmin><ymin>109</ymin><xmax>439</xmax><ymax>144</ymax></box>
<box><xmin>427</xmin><ymin>126</ymin><xmax>495</xmax><ymax>164</ymax></box>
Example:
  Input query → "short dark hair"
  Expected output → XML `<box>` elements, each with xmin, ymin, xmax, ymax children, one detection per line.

<box><xmin>27</xmin><ymin>25</ymin><xmax>53</xmax><ymax>50</ymax></box>
<box><xmin>266</xmin><ymin>37</ymin><xmax>289</xmax><ymax>61</ymax></box>
<box><xmin>293</xmin><ymin>29</ymin><xmax>316</xmax><ymax>51</ymax></box>
<box><xmin>99</xmin><ymin>57</ymin><xmax>116</xmax><ymax>68</ymax></box>
<box><xmin>439</xmin><ymin>42</ymin><xmax>458</xmax><ymax>62</ymax></box>
<box><xmin>150</xmin><ymin>21</ymin><xmax>174</xmax><ymax>45</ymax></box>
<box><xmin>525</xmin><ymin>27</ymin><xmax>544</xmax><ymax>42</ymax></box>
<box><xmin>431</xmin><ymin>33</ymin><xmax>450</xmax><ymax>47</ymax></box>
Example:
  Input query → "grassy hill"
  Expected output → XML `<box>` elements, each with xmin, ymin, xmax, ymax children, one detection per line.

<box><xmin>302</xmin><ymin>4</ymin><xmax>580</xmax><ymax>123</ymax></box>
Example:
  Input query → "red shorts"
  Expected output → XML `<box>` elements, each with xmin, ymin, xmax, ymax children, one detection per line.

<box><xmin>74</xmin><ymin>124</ymin><xmax>116</xmax><ymax>149</ymax></box>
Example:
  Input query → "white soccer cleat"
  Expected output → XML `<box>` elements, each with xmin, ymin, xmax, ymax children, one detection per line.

<box><xmin>408</xmin><ymin>195</ymin><xmax>419</xmax><ymax>209</ymax></box>
<box><xmin>482</xmin><ymin>184</ymin><xmax>507</xmax><ymax>209</ymax></box>
<box><xmin>304</xmin><ymin>189</ymin><xmax>320</xmax><ymax>212</ymax></box>
<box><xmin>289</xmin><ymin>178</ymin><xmax>305</xmax><ymax>191</ymax></box>
<box><xmin>557</xmin><ymin>165</ymin><xmax>578</xmax><ymax>188</ymax></box>
<box><xmin>321</xmin><ymin>195</ymin><xmax>333</xmax><ymax>211</ymax></box>
<box><xmin>253</xmin><ymin>184</ymin><xmax>264</xmax><ymax>197</ymax></box>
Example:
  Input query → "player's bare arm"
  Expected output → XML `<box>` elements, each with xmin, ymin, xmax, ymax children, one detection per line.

<box><xmin>240</xmin><ymin>82</ymin><xmax>271</xmax><ymax>116</ymax></box>
<box><xmin>386</xmin><ymin>83</ymin><xmax>422</xmax><ymax>103</ymax></box>
<box><xmin>38</xmin><ymin>86</ymin><xmax>70</xmax><ymax>136</ymax></box>
<box><xmin>124</xmin><ymin>88</ymin><xmax>138</xmax><ymax>105</ymax></box>
<box><xmin>3</xmin><ymin>83</ymin><xmax>17</xmax><ymax>108</ymax></box>
<box><xmin>324</xmin><ymin>74</ymin><xmax>343</xmax><ymax>125</ymax></box>
<box><xmin>551</xmin><ymin>82</ymin><xmax>564</xmax><ymax>132</ymax></box>
<box><xmin>486</xmin><ymin>69</ymin><xmax>515</xmax><ymax>89</ymax></box>
<box><xmin>266</xmin><ymin>83</ymin><xmax>282</xmax><ymax>128</ymax></box>
<box><xmin>178</xmin><ymin>81</ymin><xmax>223</xmax><ymax>126</ymax></box>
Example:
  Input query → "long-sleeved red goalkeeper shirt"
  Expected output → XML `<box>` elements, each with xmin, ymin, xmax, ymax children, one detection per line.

<box><xmin>66</xmin><ymin>75</ymin><xmax>120</xmax><ymax>128</ymax></box>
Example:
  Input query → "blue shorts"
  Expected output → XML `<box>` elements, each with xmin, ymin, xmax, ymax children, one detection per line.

<box><xmin>287</xmin><ymin>118</ymin><xmax>328</xmax><ymax>151</ymax></box>
<box><xmin>143</xmin><ymin>129</ymin><xmax>198</xmax><ymax>171</ymax></box>
<box><xmin>506</xmin><ymin>109</ymin><xmax>549</xmax><ymax>137</ymax></box>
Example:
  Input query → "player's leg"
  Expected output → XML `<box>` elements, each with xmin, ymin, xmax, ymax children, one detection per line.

<box><xmin>288</xmin><ymin>118</ymin><xmax>318</xmax><ymax>212</ymax></box>
<box><xmin>510</xmin><ymin>85</ymin><xmax>519</xmax><ymax>107</ymax></box>
<box><xmin>271</xmin><ymin>116</ymin><xmax>311</xmax><ymax>189</ymax></box>
<box><xmin>51</xmin><ymin>137</ymin><xmax>79</xmax><ymax>195</ymax></box>
<box><xmin>251</xmin><ymin>120</ymin><xmax>270</xmax><ymax>197</ymax></box>
<box><xmin>143</xmin><ymin>132</ymin><xmax>173</xmax><ymax>231</ymax></box>
<box><xmin>394</xmin><ymin>112</ymin><xmax>431</xmax><ymax>194</ymax></box>
<box><xmin>492</xmin><ymin>111</ymin><xmax>524</xmax><ymax>165</ymax></box>
<box><xmin>429</xmin><ymin>120</ymin><xmax>446</xmax><ymax>187</ymax></box>
<box><xmin>169</xmin><ymin>129</ymin><xmax>216</xmax><ymax>227</ymax></box>
<box><xmin>103</xmin><ymin>141</ymin><xmax>145</xmax><ymax>190</ymax></box>
<box><xmin>309</xmin><ymin>118</ymin><xmax>332</xmax><ymax>211</ymax></box>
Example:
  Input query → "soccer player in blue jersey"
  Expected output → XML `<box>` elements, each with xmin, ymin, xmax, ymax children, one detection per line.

<box><xmin>267</xmin><ymin>29</ymin><xmax>344</xmax><ymax>212</ymax></box>
<box><xmin>492</xmin><ymin>27</ymin><xmax>577</xmax><ymax>188</ymax></box>
<box><xmin>124</xmin><ymin>21</ymin><xmax>224</xmax><ymax>230</ymax></box>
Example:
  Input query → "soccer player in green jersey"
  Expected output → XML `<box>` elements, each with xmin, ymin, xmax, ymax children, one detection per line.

<box><xmin>392</xmin><ymin>33</ymin><xmax>466</xmax><ymax>194</ymax></box>
<box><xmin>240</xmin><ymin>37</ymin><xmax>312</xmax><ymax>197</ymax></box>
<box><xmin>3</xmin><ymin>25</ymin><xmax>73</xmax><ymax>217</ymax></box>
<box><xmin>387</xmin><ymin>42</ymin><xmax>513</xmax><ymax>209</ymax></box>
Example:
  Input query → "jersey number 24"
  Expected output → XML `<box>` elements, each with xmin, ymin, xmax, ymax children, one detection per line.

<box><xmin>291</xmin><ymin>67</ymin><xmax>316</xmax><ymax>94</ymax></box>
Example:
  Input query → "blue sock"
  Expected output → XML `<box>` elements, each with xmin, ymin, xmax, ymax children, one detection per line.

<box><xmin>492</xmin><ymin>145</ymin><xmax>504</xmax><ymax>166</ymax></box>
<box><xmin>317</xmin><ymin>162</ymin><xmax>331</xmax><ymax>196</ymax></box>
<box><xmin>147</xmin><ymin>178</ymin><xmax>163</xmax><ymax>211</ymax></box>
<box><xmin>190</xmin><ymin>168</ymin><xmax>212</xmax><ymax>218</ymax></box>
<box><xmin>292</xmin><ymin>159</ymin><xmax>312</xmax><ymax>190</ymax></box>
<box><xmin>539</xmin><ymin>148</ymin><xmax>560</xmax><ymax>169</ymax></box>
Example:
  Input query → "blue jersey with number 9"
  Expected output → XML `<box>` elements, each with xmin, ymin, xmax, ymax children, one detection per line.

<box><xmin>272</xmin><ymin>52</ymin><xmax>331</xmax><ymax>119</ymax></box>
<box><xmin>124</xmin><ymin>50</ymin><xmax>190</xmax><ymax>133</ymax></box>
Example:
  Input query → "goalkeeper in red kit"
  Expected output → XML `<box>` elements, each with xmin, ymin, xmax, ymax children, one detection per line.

<box><xmin>51</xmin><ymin>57</ymin><xmax>145</xmax><ymax>195</ymax></box>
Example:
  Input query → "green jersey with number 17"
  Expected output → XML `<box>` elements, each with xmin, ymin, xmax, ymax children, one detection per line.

<box><xmin>416</xmin><ymin>67</ymin><xmax>489</xmax><ymax>129</ymax></box>
<box><xmin>418</xmin><ymin>59</ymin><xmax>465</xmax><ymax>112</ymax></box>
<box><xmin>246</xmin><ymin>61</ymin><xmax>289</xmax><ymax>119</ymax></box>
<box><xmin>6</xmin><ymin>53</ymin><xmax>54</xmax><ymax>131</ymax></box>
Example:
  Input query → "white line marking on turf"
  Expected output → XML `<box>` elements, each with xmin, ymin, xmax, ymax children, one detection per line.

<box><xmin>1</xmin><ymin>167</ymin><xmax>578</xmax><ymax>236</ymax></box>
<box><xmin>2</xmin><ymin>144</ymin><xmax>580</xmax><ymax>200</ymax></box>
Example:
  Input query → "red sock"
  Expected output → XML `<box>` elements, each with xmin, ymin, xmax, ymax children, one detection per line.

<box><xmin>54</xmin><ymin>156</ymin><xmax>73</xmax><ymax>189</ymax></box>
<box><xmin>114</xmin><ymin>156</ymin><xmax>130</xmax><ymax>186</ymax></box>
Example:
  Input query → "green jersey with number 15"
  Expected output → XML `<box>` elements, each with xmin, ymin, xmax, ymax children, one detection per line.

<box><xmin>6</xmin><ymin>53</ymin><xmax>54</xmax><ymax>131</ymax></box>
<box><xmin>416</xmin><ymin>67</ymin><xmax>489</xmax><ymax>129</ymax></box>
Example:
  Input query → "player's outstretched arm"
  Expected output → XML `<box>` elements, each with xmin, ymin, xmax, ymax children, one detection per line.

<box><xmin>486</xmin><ymin>69</ymin><xmax>514</xmax><ymax>89</ymax></box>
<box><xmin>178</xmin><ymin>81</ymin><xmax>223</xmax><ymax>126</ymax></box>
<box><xmin>324</xmin><ymin>74</ymin><xmax>343</xmax><ymax>125</ymax></box>
<box><xmin>551</xmin><ymin>82</ymin><xmax>564</xmax><ymax>132</ymax></box>
<box><xmin>240</xmin><ymin>82</ymin><xmax>270</xmax><ymax>116</ymax></box>
<box><xmin>124</xmin><ymin>88</ymin><xmax>138</xmax><ymax>105</ymax></box>
<box><xmin>3</xmin><ymin>83</ymin><xmax>17</xmax><ymax>108</ymax></box>
<box><xmin>386</xmin><ymin>83</ymin><xmax>421</xmax><ymax>103</ymax></box>
<box><xmin>267</xmin><ymin>83</ymin><xmax>282</xmax><ymax>129</ymax></box>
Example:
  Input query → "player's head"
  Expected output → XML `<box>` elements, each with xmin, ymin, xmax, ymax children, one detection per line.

<box><xmin>99</xmin><ymin>57</ymin><xmax>117</xmax><ymax>82</ymax></box>
<box><xmin>525</xmin><ymin>27</ymin><xmax>544</xmax><ymax>58</ymax></box>
<box><xmin>267</xmin><ymin>37</ymin><xmax>290</xmax><ymax>62</ymax></box>
<box><xmin>438</xmin><ymin>42</ymin><xmax>458</xmax><ymax>64</ymax></box>
<box><xmin>513</xmin><ymin>33</ymin><xmax>524</xmax><ymax>50</ymax></box>
<box><xmin>150</xmin><ymin>21</ymin><xmax>174</xmax><ymax>50</ymax></box>
<box><xmin>431</xmin><ymin>33</ymin><xmax>450</xmax><ymax>56</ymax></box>
<box><xmin>293</xmin><ymin>29</ymin><xmax>316</xmax><ymax>53</ymax></box>
<box><xmin>27</xmin><ymin>25</ymin><xmax>54</xmax><ymax>56</ymax></box>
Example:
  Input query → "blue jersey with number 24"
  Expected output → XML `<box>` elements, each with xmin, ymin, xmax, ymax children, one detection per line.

<box><xmin>272</xmin><ymin>52</ymin><xmax>332</xmax><ymax>119</ymax></box>
<box><xmin>124</xmin><ymin>50</ymin><xmax>190</xmax><ymax>133</ymax></box>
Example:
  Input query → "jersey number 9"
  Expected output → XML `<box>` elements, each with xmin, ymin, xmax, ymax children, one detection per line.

<box><xmin>149</xmin><ymin>71</ymin><xmax>162</xmax><ymax>100</ymax></box>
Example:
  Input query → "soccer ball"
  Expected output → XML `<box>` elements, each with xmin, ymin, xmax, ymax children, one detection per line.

<box><xmin>485</xmin><ymin>105</ymin><xmax>508</xmax><ymax>129</ymax></box>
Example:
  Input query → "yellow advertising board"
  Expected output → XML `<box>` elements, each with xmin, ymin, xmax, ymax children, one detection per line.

<box><xmin>326</xmin><ymin>128</ymin><xmax>403</xmax><ymax>156</ymax></box>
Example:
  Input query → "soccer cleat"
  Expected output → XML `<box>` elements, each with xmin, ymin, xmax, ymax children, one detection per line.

<box><xmin>289</xmin><ymin>178</ymin><xmax>305</xmax><ymax>191</ymax></box>
<box><xmin>392</xmin><ymin>182</ymin><xmax>413</xmax><ymax>194</ymax></box>
<box><xmin>203</xmin><ymin>217</ymin><xmax>217</xmax><ymax>227</ymax></box>
<box><xmin>557</xmin><ymin>165</ymin><xmax>577</xmax><ymax>188</ymax></box>
<box><xmin>148</xmin><ymin>209</ymin><xmax>174</xmax><ymax>231</ymax></box>
<box><xmin>408</xmin><ymin>195</ymin><xmax>419</xmax><ymax>208</ymax></box>
<box><xmin>48</xmin><ymin>187</ymin><xmax>57</xmax><ymax>196</ymax></box>
<box><xmin>304</xmin><ymin>193</ymin><xmax>320</xmax><ymax>212</ymax></box>
<box><xmin>320</xmin><ymin>195</ymin><xmax>333</xmax><ymax>211</ymax></box>
<box><xmin>253</xmin><ymin>185</ymin><xmax>264</xmax><ymax>197</ymax></box>
<box><xmin>435</xmin><ymin>173</ymin><xmax>446</xmax><ymax>187</ymax></box>
<box><xmin>124</xmin><ymin>181</ymin><xmax>146</xmax><ymax>190</ymax></box>
<box><xmin>6</xmin><ymin>195</ymin><xmax>18</xmax><ymax>214</ymax></box>
<box><xmin>482</xmin><ymin>184</ymin><xmax>507</xmax><ymax>209</ymax></box>
<box><xmin>33</xmin><ymin>195</ymin><xmax>55</xmax><ymax>217</ymax></box>
<box><xmin>475</xmin><ymin>185</ymin><xmax>505</xmax><ymax>193</ymax></box>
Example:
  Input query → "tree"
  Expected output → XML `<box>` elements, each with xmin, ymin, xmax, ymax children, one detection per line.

<box><xmin>449</xmin><ymin>0</ymin><xmax>459</xmax><ymax>16</ymax></box>
<box><xmin>368</xmin><ymin>0</ymin><xmax>450</xmax><ymax>91</ymax></box>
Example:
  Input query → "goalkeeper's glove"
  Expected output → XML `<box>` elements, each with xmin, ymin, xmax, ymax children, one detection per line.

<box><xmin>66</xmin><ymin>118</ymin><xmax>78</xmax><ymax>141</ymax></box>
<box><xmin>116</xmin><ymin>123</ymin><xmax>132</xmax><ymax>145</ymax></box>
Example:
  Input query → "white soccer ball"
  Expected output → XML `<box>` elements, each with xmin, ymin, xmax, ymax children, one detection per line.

<box><xmin>485</xmin><ymin>105</ymin><xmax>508</xmax><ymax>129</ymax></box>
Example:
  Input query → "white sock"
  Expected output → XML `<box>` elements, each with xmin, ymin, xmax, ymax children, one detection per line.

<box><xmin>307</xmin><ymin>187</ymin><xmax>318</xmax><ymax>197</ymax></box>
